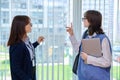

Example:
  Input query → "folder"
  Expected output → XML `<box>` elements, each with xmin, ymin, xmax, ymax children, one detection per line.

<box><xmin>82</xmin><ymin>38</ymin><xmax>102</xmax><ymax>57</ymax></box>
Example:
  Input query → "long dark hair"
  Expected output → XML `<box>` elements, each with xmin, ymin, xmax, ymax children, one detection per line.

<box><xmin>84</xmin><ymin>10</ymin><xmax>104</xmax><ymax>35</ymax></box>
<box><xmin>7</xmin><ymin>15</ymin><xmax>30</xmax><ymax>46</ymax></box>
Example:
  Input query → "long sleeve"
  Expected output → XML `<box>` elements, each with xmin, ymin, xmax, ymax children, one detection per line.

<box><xmin>10</xmin><ymin>43</ymin><xmax>32</xmax><ymax>80</ymax></box>
<box><xmin>87</xmin><ymin>38</ymin><xmax>112</xmax><ymax>67</ymax></box>
<box><xmin>69</xmin><ymin>35</ymin><xmax>81</xmax><ymax>53</ymax></box>
<box><xmin>32</xmin><ymin>41</ymin><xmax>39</xmax><ymax>48</ymax></box>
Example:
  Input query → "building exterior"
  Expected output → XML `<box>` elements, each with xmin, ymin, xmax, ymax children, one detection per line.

<box><xmin>0</xmin><ymin>0</ymin><xmax>120</xmax><ymax>80</ymax></box>
<box><xmin>0</xmin><ymin>0</ymin><xmax>69</xmax><ymax>63</ymax></box>
<box><xmin>82</xmin><ymin>0</ymin><xmax>114</xmax><ymax>44</ymax></box>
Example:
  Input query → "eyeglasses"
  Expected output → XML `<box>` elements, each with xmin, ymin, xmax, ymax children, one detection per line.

<box><xmin>82</xmin><ymin>17</ymin><xmax>87</xmax><ymax>21</ymax></box>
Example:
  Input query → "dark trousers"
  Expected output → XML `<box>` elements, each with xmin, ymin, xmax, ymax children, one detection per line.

<box><xmin>32</xmin><ymin>66</ymin><xmax>36</xmax><ymax>80</ymax></box>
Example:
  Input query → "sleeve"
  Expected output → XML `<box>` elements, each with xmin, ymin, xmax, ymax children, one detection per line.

<box><xmin>10</xmin><ymin>44</ymin><xmax>32</xmax><ymax>80</ymax></box>
<box><xmin>32</xmin><ymin>41</ymin><xmax>39</xmax><ymax>48</ymax></box>
<box><xmin>69</xmin><ymin>35</ymin><xmax>81</xmax><ymax>52</ymax></box>
<box><xmin>69</xmin><ymin>30</ymin><xmax>88</xmax><ymax>53</ymax></box>
<box><xmin>87</xmin><ymin>38</ymin><xmax>112</xmax><ymax>67</ymax></box>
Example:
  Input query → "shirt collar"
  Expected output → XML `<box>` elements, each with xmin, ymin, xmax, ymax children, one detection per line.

<box><xmin>88</xmin><ymin>32</ymin><xmax>97</xmax><ymax>38</ymax></box>
<box><xmin>24</xmin><ymin>36</ymin><xmax>30</xmax><ymax>44</ymax></box>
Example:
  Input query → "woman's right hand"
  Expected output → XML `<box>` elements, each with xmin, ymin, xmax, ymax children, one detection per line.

<box><xmin>66</xmin><ymin>23</ymin><xmax>74</xmax><ymax>36</ymax></box>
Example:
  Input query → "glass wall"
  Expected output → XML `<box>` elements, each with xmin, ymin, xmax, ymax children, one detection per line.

<box><xmin>73</xmin><ymin>0</ymin><xmax>120</xmax><ymax>80</ymax></box>
<box><xmin>0</xmin><ymin>0</ymin><xmax>73</xmax><ymax>80</ymax></box>
<box><xmin>0</xmin><ymin>0</ymin><xmax>120</xmax><ymax>80</ymax></box>
<box><xmin>112</xmin><ymin>0</ymin><xmax>120</xmax><ymax>80</ymax></box>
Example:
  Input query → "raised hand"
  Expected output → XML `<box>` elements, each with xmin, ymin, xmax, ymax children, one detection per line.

<box><xmin>37</xmin><ymin>36</ymin><xmax>44</xmax><ymax>43</ymax></box>
<box><xmin>66</xmin><ymin>23</ymin><xmax>74</xmax><ymax>36</ymax></box>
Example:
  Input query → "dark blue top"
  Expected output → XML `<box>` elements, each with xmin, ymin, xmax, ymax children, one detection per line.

<box><xmin>9</xmin><ymin>41</ymin><xmax>39</xmax><ymax>80</ymax></box>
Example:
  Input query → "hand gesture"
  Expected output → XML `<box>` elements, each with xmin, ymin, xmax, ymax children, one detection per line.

<box><xmin>66</xmin><ymin>23</ymin><xmax>74</xmax><ymax>36</ymax></box>
<box><xmin>37</xmin><ymin>36</ymin><xmax>44</xmax><ymax>43</ymax></box>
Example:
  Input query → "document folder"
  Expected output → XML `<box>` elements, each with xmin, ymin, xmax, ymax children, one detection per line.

<box><xmin>82</xmin><ymin>38</ymin><xmax>102</xmax><ymax>57</ymax></box>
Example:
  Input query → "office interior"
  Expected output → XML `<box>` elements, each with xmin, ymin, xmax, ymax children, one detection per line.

<box><xmin>0</xmin><ymin>0</ymin><xmax>120</xmax><ymax>80</ymax></box>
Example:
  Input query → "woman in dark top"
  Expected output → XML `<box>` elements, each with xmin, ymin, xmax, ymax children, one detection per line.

<box><xmin>7</xmin><ymin>15</ymin><xmax>44</xmax><ymax>80</ymax></box>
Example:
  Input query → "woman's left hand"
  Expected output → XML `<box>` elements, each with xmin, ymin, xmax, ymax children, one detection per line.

<box><xmin>37</xmin><ymin>36</ymin><xmax>44</xmax><ymax>43</ymax></box>
<box><xmin>80</xmin><ymin>52</ymin><xmax>88</xmax><ymax>61</ymax></box>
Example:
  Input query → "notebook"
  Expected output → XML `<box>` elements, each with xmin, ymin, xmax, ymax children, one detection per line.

<box><xmin>81</xmin><ymin>38</ymin><xmax>102</xmax><ymax>57</ymax></box>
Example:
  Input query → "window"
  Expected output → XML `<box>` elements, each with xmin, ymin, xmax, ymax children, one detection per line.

<box><xmin>0</xmin><ymin>0</ymin><xmax>120</xmax><ymax>80</ymax></box>
<box><xmin>0</xmin><ymin>0</ymin><xmax>9</xmax><ymax>8</ymax></box>
<box><xmin>0</xmin><ymin>0</ymin><xmax>72</xmax><ymax>80</ymax></box>
<box><xmin>1</xmin><ymin>11</ymin><xmax>9</xmax><ymax>24</ymax></box>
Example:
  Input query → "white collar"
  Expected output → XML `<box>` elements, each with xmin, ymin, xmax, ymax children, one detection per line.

<box><xmin>88</xmin><ymin>32</ymin><xmax>97</xmax><ymax>38</ymax></box>
<box><xmin>24</xmin><ymin>36</ymin><xmax>30</xmax><ymax>44</ymax></box>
